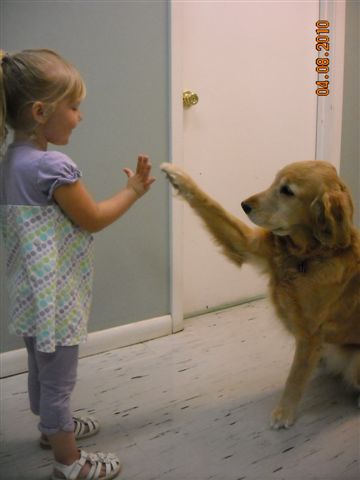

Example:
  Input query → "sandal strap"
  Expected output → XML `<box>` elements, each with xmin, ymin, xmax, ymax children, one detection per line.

<box><xmin>87</xmin><ymin>460</ymin><xmax>101</xmax><ymax>479</ymax></box>
<box><xmin>53</xmin><ymin>450</ymin><xmax>88</xmax><ymax>480</ymax></box>
<box><xmin>85</xmin><ymin>452</ymin><xmax>121</xmax><ymax>480</ymax></box>
<box><xmin>73</xmin><ymin>416</ymin><xmax>99</xmax><ymax>437</ymax></box>
<box><xmin>52</xmin><ymin>450</ymin><xmax>121</xmax><ymax>480</ymax></box>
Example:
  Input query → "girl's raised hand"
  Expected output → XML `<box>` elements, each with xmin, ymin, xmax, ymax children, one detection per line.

<box><xmin>123</xmin><ymin>155</ymin><xmax>156</xmax><ymax>197</ymax></box>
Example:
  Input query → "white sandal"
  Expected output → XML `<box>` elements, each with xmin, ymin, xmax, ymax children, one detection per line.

<box><xmin>51</xmin><ymin>449</ymin><xmax>121</xmax><ymax>480</ymax></box>
<box><xmin>41</xmin><ymin>416</ymin><xmax>100</xmax><ymax>449</ymax></box>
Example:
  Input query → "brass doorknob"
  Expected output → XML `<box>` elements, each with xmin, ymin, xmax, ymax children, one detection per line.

<box><xmin>183</xmin><ymin>90</ymin><xmax>199</xmax><ymax>107</ymax></box>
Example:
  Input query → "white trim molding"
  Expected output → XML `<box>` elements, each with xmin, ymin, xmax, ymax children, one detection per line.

<box><xmin>316</xmin><ymin>0</ymin><xmax>346</xmax><ymax>169</ymax></box>
<box><xmin>0</xmin><ymin>315</ymin><xmax>172</xmax><ymax>378</ymax></box>
<box><xmin>169</xmin><ymin>0</ymin><xmax>184</xmax><ymax>333</ymax></box>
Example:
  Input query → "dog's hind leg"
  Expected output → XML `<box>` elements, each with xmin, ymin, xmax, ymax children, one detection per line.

<box><xmin>322</xmin><ymin>344</ymin><xmax>360</xmax><ymax>406</ymax></box>
<box><xmin>344</xmin><ymin>350</ymin><xmax>360</xmax><ymax>407</ymax></box>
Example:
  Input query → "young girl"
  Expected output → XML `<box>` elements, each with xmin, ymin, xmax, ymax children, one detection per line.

<box><xmin>0</xmin><ymin>49</ymin><xmax>155</xmax><ymax>479</ymax></box>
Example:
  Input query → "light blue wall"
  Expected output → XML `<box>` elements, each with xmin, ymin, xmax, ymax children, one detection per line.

<box><xmin>0</xmin><ymin>0</ymin><xmax>170</xmax><ymax>353</ymax></box>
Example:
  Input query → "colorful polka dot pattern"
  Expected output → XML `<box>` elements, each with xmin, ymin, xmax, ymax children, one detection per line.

<box><xmin>0</xmin><ymin>204</ymin><xmax>94</xmax><ymax>352</ymax></box>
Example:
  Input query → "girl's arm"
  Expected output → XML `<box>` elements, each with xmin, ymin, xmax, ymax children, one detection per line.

<box><xmin>53</xmin><ymin>155</ymin><xmax>155</xmax><ymax>233</ymax></box>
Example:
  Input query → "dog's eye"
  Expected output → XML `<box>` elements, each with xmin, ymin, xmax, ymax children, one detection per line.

<box><xmin>280</xmin><ymin>185</ymin><xmax>294</xmax><ymax>196</ymax></box>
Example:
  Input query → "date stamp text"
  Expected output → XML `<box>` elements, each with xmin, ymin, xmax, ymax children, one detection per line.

<box><xmin>315</xmin><ymin>20</ymin><xmax>330</xmax><ymax>96</ymax></box>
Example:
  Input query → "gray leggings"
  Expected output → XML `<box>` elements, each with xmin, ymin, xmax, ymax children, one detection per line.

<box><xmin>24</xmin><ymin>337</ymin><xmax>79</xmax><ymax>435</ymax></box>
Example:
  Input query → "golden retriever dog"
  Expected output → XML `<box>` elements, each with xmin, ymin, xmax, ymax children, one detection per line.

<box><xmin>161</xmin><ymin>160</ymin><xmax>360</xmax><ymax>429</ymax></box>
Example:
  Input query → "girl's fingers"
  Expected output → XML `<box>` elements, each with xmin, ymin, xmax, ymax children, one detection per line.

<box><xmin>136</xmin><ymin>155</ymin><xmax>149</xmax><ymax>174</ymax></box>
<box><xmin>124</xmin><ymin>156</ymin><xmax>154</xmax><ymax>193</ymax></box>
<box><xmin>137</xmin><ymin>157</ymin><xmax>152</xmax><ymax>179</ymax></box>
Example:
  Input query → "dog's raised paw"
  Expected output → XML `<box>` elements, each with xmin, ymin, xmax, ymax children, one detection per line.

<box><xmin>161</xmin><ymin>163</ymin><xmax>180</xmax><ymax>184</ymax></box>
<box><xmin>160</xmin><ymin>162</ymin><xmax>174</xmax><ymax>174</ymax></box>
<box><xmin>160</xmin><ymin>163</ymin><xmax>193</xmax><ymax>195</ymax></box>
<box><xmin>161</xmin><ymin>163</ymin><xmax>184</xmax><ymax>179</ymax></box>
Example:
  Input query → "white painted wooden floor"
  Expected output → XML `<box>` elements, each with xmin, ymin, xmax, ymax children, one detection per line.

<box><xmin>0</xmin><ymin>299</ymin><xmax>359</xmax><ymax>480</ymax></box>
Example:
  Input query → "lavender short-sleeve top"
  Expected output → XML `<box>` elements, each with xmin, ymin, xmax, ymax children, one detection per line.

<box><xmin>1</xmin><ymin>142</ymin><xmax>82</xmax><ymax>205</ymax></box>
<box><xmin>0</xmin><ymin>142</ymin><xmax>94</xmax><ymax>352</ymax></box>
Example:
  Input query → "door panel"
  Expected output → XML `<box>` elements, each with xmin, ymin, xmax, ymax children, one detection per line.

<box><xmin>181</xmin><ymin>1</ymin><xmax>319</xmax><ymax>314</ymax></box>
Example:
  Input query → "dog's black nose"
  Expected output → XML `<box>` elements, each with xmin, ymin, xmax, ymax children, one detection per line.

<box><xmin>241</xmin><ymin>202</ymin><xmax>252</xmax><ymax>214</ymax></box>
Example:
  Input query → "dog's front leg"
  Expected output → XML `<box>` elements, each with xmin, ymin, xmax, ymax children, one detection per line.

<box><xmin>271</xmin><ymin>337</ymin><xmax>322</xmax><ymax>429</ymax></box>
<box><xmin>161</xmin><ymin>163</ymin><xmax>268</xmax><ymax>266</ymax></box>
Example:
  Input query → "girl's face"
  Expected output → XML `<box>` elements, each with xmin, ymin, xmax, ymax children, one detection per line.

<box><xmin>40</xmin><ymin>98</ymin><xmax>83</xmax><ymax>147</ymax></box>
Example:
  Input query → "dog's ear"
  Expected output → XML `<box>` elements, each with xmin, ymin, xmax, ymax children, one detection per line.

<box><xmin>311</xmin><ymin>189</ymin><xmax>353</xmax><ymax>248</ymax></box>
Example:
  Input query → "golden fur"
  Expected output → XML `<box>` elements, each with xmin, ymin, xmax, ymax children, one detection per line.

<box><xmin>161</xmin><ymin>160</ymin><xmax>360</xmax><ymax>429</ymax></box>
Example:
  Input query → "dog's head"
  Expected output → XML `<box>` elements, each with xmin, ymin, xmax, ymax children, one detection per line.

<box><xmin>241</xmin><ymin>161</ymin><xmax>354</xmax><ymax>248</ymax></box>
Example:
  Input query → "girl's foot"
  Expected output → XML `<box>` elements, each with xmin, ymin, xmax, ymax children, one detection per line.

<box><xmin>41</xmin><ymin>416</ymin><xmax>100</xmax><ymax>449</ymax></box>
<box><xmin>51</xmin><ymin>450</ymin><xmax>121</xmax><ymax>479</ymax></box>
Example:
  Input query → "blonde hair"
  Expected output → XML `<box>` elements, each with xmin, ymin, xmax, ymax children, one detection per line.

<box><xmin>0</xmin><ymin>49</ymin><xmax>86</xmax><ymax>145</ymax></box>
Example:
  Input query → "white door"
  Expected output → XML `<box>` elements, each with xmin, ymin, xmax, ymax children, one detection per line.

<box><xmin>170</xmin><ymin>0</ymin><xmax>346</xmax><ymax>321</ymax></box>
<box><xmin>172</xmin><ymin>1</ymin><xmax>320</xmax><ymax>316</ymax></box>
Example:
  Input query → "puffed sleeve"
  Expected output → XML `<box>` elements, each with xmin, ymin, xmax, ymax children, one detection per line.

<box><xmin>37</xmin><ymin>151</ymin><xmax>82</xmax><ymax>200</ymax></box>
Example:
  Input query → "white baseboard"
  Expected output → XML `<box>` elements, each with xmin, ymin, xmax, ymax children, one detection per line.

<box><xmin>0</xmin><ymin>314</ymin><xmax>173</xmax><ymax>378</ymax></box>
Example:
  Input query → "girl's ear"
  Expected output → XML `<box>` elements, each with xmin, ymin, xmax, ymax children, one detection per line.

<box><xmin>31</xmin><ymin>101</ymin><xmax>48</xmax><ymax>124</ymax></box>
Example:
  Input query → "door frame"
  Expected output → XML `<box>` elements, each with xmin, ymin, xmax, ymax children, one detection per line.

<box><xmin>169</xmin><ymin>0</ymin><xmax>185</xmax><ymax>332</ymax></box>
<box><xmin>315</xmin><ymin>0</ymin><xmax>346</xmax><ymax>167</ymax></box>
<box><xmin>169</xmin><ymin>0</ymin><xmax>346</xmax><ymax>331</ymax></box>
